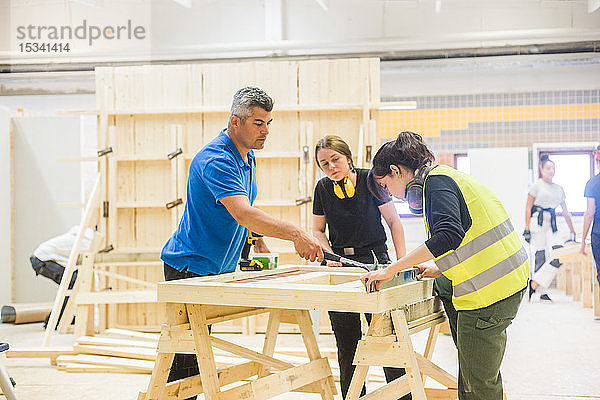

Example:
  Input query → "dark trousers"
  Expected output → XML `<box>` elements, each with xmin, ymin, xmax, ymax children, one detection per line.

<box><xmin>328</xmin><ymin>250</ymin><xmax>410</xmax><ymax>400</ymax></box>
<box><xmin>30</xmin><ymin>256</ymin><xmax>77</xmax><ymax>328</ymax></box>
<box><xmin>592</xmin><ymin>233</ymin><xmax>600</xmax><ymax>287</ymax></box>
<box><xmin>164</xmin><ymin>263</ymin><xmax>209</xmax><ymax>400</ymax></box>
<box><xmin>435</xmin><ymin>276</ymin><xmax>524</xmax><ymax>400</ymax></box>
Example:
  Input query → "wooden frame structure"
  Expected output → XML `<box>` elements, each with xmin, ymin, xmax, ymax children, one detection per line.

<box><xmin>554</xmin><ymin>243</ymin><xmax>600</xmax><ymax>318</ymax></box>
<box><xmin>91</xmin><ymin>58</ymin><xmax>383</xmax><ymax>332</ymax></box>
<box><xmin>139</xmin><ymin>266</ymin><xmax>457</xmax><ymax>400</ymax></box>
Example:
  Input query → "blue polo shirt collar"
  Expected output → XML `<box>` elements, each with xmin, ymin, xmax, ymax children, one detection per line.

<box><xmin>221</xmin><ymin>129</ymin><xmax>254</xmax><ymax>168</ymax></box>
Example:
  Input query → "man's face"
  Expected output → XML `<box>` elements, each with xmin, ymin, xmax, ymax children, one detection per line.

<box><xmin>236</xmin><ymin>107</ymin><xmax>273</xmax><ymax>150</ymax></box>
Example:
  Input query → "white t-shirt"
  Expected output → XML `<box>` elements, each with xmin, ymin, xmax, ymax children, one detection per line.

<box><xmin>33</xmin><ymin>226</ymin><xmax>94</xmax><ymax>265</ymax></box>
<box><xmin>528</xmin><ymin>179</ymin><xmax>565</xmax><ymax>209</ymax></box>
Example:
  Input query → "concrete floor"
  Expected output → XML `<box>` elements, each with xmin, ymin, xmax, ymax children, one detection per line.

<box><xmin>1</xmin><ymin>288</ymin><xmax>599</xmax><ymax>400</ymax></box>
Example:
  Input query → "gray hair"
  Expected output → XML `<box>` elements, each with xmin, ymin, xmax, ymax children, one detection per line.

<box><xmin>229</xmin><ymin>86</ymin><xmax>274</xmax><ymax>123</ymax></box>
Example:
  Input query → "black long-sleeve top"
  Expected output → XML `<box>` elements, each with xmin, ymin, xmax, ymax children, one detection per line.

<box><xmin>423</xmin><ymin>173</ymin><xmax>472</xmax><ymax>257</ymax></box>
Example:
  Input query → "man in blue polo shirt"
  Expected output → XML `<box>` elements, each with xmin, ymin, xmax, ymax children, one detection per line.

<box><xmin>161</xmin><ymin>87</ymin><xmax>323</xmax><ymax>396</ymax></box>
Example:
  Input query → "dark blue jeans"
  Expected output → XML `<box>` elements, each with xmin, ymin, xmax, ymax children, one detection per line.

<box><xmin>592</xmin><ymin>233</ymin><xmax>600</xmax><ymax>287</ymax></box>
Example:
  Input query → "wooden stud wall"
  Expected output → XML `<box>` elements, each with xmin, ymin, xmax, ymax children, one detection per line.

<box><xmin>95</xmin><ymin>58</ymin><xmax>380</xmax><ymax>330</ymax></box>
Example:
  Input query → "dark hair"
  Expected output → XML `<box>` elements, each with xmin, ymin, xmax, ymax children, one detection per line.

<box><xmin>314</xmin><ymin>135</ymin><xmax>355</xmax><ymax>171</ymax></box>
<box><xmin>367</xmin><ymin>131</ymin><xmax>434</xmax><ymax>200</ymax></box>
<box><xmin>539</xmin><ymin>154</ymin><xmax>554</xmax><ymax>168</ymax></box>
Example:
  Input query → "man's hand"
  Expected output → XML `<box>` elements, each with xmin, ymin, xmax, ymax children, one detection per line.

<box><xmin>416</xmin><ymin>264</ymin><xmax>442</xmax><ymax>279</ymax></box>
<box><xmin>580</xmin><ymin>242</ymin><xmax>587</xmax><ymax>256</ymax></box>
<box><xmin>292</xmin><ymin>230</ymin><xmax>324</xmax><ymax>262</ymax></box>
<box><xmin>523</xmin><ymin>229</ymin><xmax>531</xmax><ymax>243</ymax></box>
<box><xmin>360</xmin><ymin>267</ymin><xmax>396</xmax><ymax>292</ymax></box>
<box><xmin>254</xmin><ymin>237</ymin><xmax>270</xmax><ymax>253</ymax></box>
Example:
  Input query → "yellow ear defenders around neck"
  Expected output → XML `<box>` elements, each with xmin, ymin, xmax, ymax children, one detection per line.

<box><xmin>333</xmin><ymin>176</ymin><xmax>355</xmax><ymax>199</ymax></box>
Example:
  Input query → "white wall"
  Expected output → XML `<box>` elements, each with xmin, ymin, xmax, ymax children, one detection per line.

<box><xmin>381</xmin><ymin>54</ymin><xmax>600</xmax><ymax>97</ymax></box>
<box><xmin>0</xmin><ymin>94</ymin><xmax>97</xmax><ymax>303</ymax></box>
<box><xmin>1</xmin><ymin>0</ymin><xmax>599</xmax><ymax>64</ymax></box>
<box><xmin>0</xmin><ymin>109</ymin><xmax>11</xmax><ymax>305</ymax></box>
<box><xmin>12</xmin><ymin>116</ymin><xmax>82</xmax><ymax>303</ymax></box>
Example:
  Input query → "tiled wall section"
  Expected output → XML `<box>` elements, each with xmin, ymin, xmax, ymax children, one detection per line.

<box><xmin>380</xmin><ymin>90</ymin><xmax>600</xmax><ymax>153</ymax></box>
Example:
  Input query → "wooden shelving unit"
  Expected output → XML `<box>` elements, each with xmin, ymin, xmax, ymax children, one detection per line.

<box><xmin>88</xmin><ymin>58</ymin><xmax>381</xmax><ymax>332</ymax></box>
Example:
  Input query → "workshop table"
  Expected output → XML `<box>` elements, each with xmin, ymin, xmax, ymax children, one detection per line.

<box><xmin>137</xmin><ymin>266</ymin><xmax>456</xmax><ymax>400</ymax></box>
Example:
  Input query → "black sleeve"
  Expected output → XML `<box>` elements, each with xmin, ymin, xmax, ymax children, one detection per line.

<box><xmin>312</xmin><ymin>180</ymin><xmax>325</xmax><ymax>215</ymax></box>
<box><xmin>424</xmin><ymin>175</ymin><xmax>471</xmax><ymax>257</ymax></box>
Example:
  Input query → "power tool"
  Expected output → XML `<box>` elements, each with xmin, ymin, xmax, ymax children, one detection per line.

<box><xmin>239</xmin><ymin>231</ymin><xmax>264</xmax><ymax>271</ymax></box>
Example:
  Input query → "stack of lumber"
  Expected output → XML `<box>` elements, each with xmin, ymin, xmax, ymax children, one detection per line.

<box><xmin>56</xmin><ymin>329</ymin><xmax>159</xmax><ymax>374</ymax></box>
<box><xmin>7</xmin><ymin>326</ymin><xmax>385</xmax><ymax>383</ymax></box>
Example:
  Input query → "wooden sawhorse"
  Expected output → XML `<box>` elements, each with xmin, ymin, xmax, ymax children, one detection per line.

<box><xmin>348</xmin><ymin>308</ymin><xmax>457</xmax><ymax>400</ymax></box>
<box><xmin>138</xmin><ymin>266</ymin><xmax>448</xmax><ymax>400</ymax></box>
<box><xmin>138</xmin><ymin>303</ymin><xmax>336</xmax><ymax>400</ymax></box>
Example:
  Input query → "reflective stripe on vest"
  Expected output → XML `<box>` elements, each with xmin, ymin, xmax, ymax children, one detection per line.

<box><xmin>453</xmin><ymin>247</ymin><xmax>528</xmax><ymax>297</ymax></box>
<box><xmin>424</xmin><ymin>165</ymin><xmax>529</xmax><ymax>310</ymax></box>
<box><xmin>435</xmin><ymin>218</ymin><xmax>514</xmax><ymax>273</ymax></box>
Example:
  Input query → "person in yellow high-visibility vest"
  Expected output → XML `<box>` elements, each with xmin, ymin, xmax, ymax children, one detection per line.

<box><xmin>361</xmin><ymin>131</ymin><xmax>529</xmax><ymax>400</ymax></box>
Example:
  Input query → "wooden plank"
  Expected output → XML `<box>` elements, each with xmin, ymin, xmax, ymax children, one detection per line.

<box><xmin>75</xmin><ymin>336</ymin><xmax>157</xmax><ymax>349</ymax></box>
<box><xmin>573</xmin><ymin>259</ymin><xmax>582</xmax><ymax>302</ymax></box>
<box><xmin>56</xmin><ymin>354</ymin><xmax>154</xmax><ymax>372</ymax></box>
<box><xmin>74</xmin><ymin>245</ymin><xmax>103</xmax><ymax>339</ymax></box>
<box><xmin>105</xmin><ymin>328</ymin><xmax>160</xmax><ymax>342</ymax></box>
<box><xmin>390</xmin><ymin>310</ymin><xmax>427</xmax><ymax>400</ymax></box>
<box><xmin>157</xmin><ymin>329</ymin><xmax>294</xmax><ymax>371</ymax></box>
<box><xmin>74</xmin><ymin>344</ymin><xmax>157</xmax><ymax>361</ymax></box>
<box><xmin>353</xmin><ymin>342</ymin><xmax>410</xmax><ymax>367</ymax></box>
<box><xmin>415</xmin><ymin>353</ymin><xmax>457</xmax><ymax>389</ymax></box>
<box><xmin>345</xmin><ymin>364</ymin><xmax>370</xmax><ymax>400</ymax></box>
<box><xmin>295</xmin><ymin>309</ymin><xmax>336</xmax><ymax>398</ymax></box>
<box><xmin>157</xmin><ymin>269</ymin><xmax>432</xmax><ymax>314</ymax></box>
<box><xmin>258</xmin><ymin>310</ymin><xmax>280</xmax><ymax>377</ymax></box>
<box><xmin>76</xmin><ymin>290</ymin><xmax>157</xmax><ymax>304</ymax></box>
<box><xmin>424</xmin><ymin>388</ymin><xmax>460</xmax><ymax>400</ymax></box>
<box><xmin>564</xmin><ymin>262</ymin><xmax>573</xmax><ymax>296</ymax></box>
<box><xmin>214</xmin><ymin>358</ymin><xmax>331</xmax><ymax>400</ymax></box>
<box><xmin>43</xmin><ymin>174</ymin><xmax>102</xmax><ymax>345</ymax></box>
<box><xmin>187</xmin><ymin>304</ymin><xmax>220</xmax><ymax>398</ymax></box>
<box><xmin>5</xmin><ymin>347</ymin><xmax>75</xmax><ymax>359</ymax></box>
<box><xmin>361</xmin><ymin>375</ymin><xmax>411</xmax><ymax>400</ymax></box>
<box><xmin>140</xmin><ymin>362</ymin><xmax>261</xmax><ymax>400</ymax></box>
<box><xmin>58</xmin><ymin>363</ymin><xmax>148</xmax><ymax>374</ymax></box>
<box><xmin>93</xmin><ymin>268</ymin><xmax>157</xmax><ymax>288</ymax></box>
<box><xmin>146</xmin><ymin>303</ymin><xmax>188</xmax><ymax>400</ymax></box>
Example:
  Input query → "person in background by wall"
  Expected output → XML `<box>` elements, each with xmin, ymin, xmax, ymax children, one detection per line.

<box><xmin>311</xmin><ymin>135</ymin><xmax>408</xmax><ymax>400</ymax></box>
<box><xmin>361</xmin><ymin>131</ymin><xmax>528</xmax><ymax>400</ymax></box>
<box><xmin>523</xmin><ymin>155</ymin><xmax>576</xmax><ymax>302</ymax></box>
<box><xmin>30</xmin><ymin>225</ymin><xmax>94</xmax><ymax>328</ymax></box>
<box><xmin>580</xmin><ymin>145</ymin><xmax>600</xmax><ymax>288</ymax></box>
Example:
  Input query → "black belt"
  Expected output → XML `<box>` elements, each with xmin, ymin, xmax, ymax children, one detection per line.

<box><xmin>531</xmin><ymin>205</ymin><xmax>557</xmax><ymax>233</ymax></box>
<box><xmin>331</xmin><ymin>243</ymin><xmax>387</xmax><ymax>257</ymax></box>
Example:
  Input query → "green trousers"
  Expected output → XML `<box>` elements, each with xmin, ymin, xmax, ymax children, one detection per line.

<box><xmin>434</xmin><ymin>276</ymin><xmax>524</xmax><ymax>400</ymax></box>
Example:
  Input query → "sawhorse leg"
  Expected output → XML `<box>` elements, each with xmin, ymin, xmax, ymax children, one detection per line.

<box><xmin>140</xmin><ymin>302</ymin><xmax>189</xmax><ymax>400</ymax></box>
<box><xmin>347</xmin><ymin>311</ymin><xmax>459</xmax><ymax>400</ymax></box>
<box><xmin>295</xmin><ymin>310</ymin><xmax>336</xmax><ymax>400</ymax></box>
